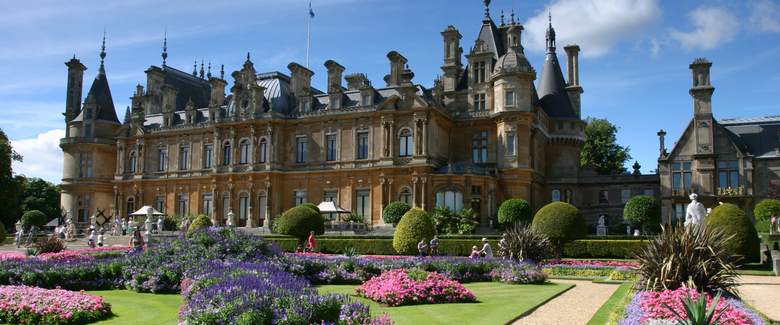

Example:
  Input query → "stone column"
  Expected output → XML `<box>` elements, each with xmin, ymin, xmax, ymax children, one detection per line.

<box><xmin>250</xmin><ymin>127</ymin><xmax>257</xmax><ymax>166</ymax></box>
<box><xmin>421</xmin><ymin>176</ymin><xmax>427</xmax><ymax>210</ymax></box>
<box><xmin>412</xmin><ymin>176</ymin><xmax>419</xmax><ymax>208</ymax></box>
<box><xmin>213</xmin><ymin>132</ymin><xmax>221</xmax><ymax>167</ymax></box>
<box><xmin>247</xmin><ymin>182</ymin><xmax>255</xmax><ymax>228</ymax></box>
<box><xmin>230</xmin><ymin>128</ymin><xmax>237</xmax><ymax>168</ymax></box>
<box><xmin>378</xmin><ymin>177</ymin><xmax>386</xmax><ymax>225</ymax></box>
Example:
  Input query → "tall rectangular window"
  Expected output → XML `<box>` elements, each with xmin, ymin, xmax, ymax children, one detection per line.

<box><xmin>203</xmin><ymin>144</ymin><xmax>213</xmax><ymax>169</ymax></box>
<box><xmin>324</xmin><ymin>190</ymin><xmax>337</xmax><ymax>202</ymax></box>
<box><xmin>505</xmin><ymin>90</ymin><xmax>515</xmax><ymax>107</ymax></box>
<box><xmin>179</xmin><ymin>146</ymin><xmax>190</xmax><ymax>170</ymax></box>
<box><xmin>294</xmin><ymin>190</ymin><xmax>307</xmax><ymax>205</ymax></box>
<box><xmin>599</xmin><ymin>190</ymin><xmax>609</xmax><ymax>204</ymax></box>
<box><xmin>239</xmin><ymin>196</ymin><xmax>249</xmax><ymax>221</ymax></box>
<box><xmin>357</xmin><ymin>132</ymin><xmax>368</xmax><ymax>160</ymax></box>
<box><xmin>399</xmin><ymin>129</ymin><xmax>413</xmax><ymax>157</ymax></box>
<box><xmin>239</xmin><ymin>140</ymin><xmax>250</xmax><ymax>164</ymax></box>
<box><xmin>718</xmin><ymin>160</ymin><xmax>739</xmax><ymax>188</ymax></box>
<box><xmin>671</xmin><ymin>161</ymin><xmax>692</xmax><ymax>191</ymax></box>
<box><xmin>201</xmin><ymin>193</ymin><xmax>212</xmax><ymax>216</ymax></box>
<box><xmin>474</xmin><ymin>61</ymin><xmax>486</xmax><ymax>83</ymax></box>
<box><xmin>155</xmin><ymin>195</ymin><xmax>165</xmax><ymax>214</ymax></box>
<box><xmin>473</xmin><ymin>93</ymin><xmax>486</xmax><ymax>111</ymax></box>
<box><xmin>326</xmin><ymin>134</ymin><xmax>337</xmax><ymax>161</ymax></box>
<box><xmin>505</xmin><ymin>133</ymin><xmax>515</xmax><ymax>155</ymax></box>
<box><xmin>472</xmin><ymin>131</ymin><xmax>488</xmax><ymax>163</ymax></box>
<box><xmin>356</xmin><ymin>189</ymin><xmax>370</xmax><ymax>220</ymax></box>
<box><xmin>177</xmin><ymin>193</ymin><xmax>189</xmax><ymax>216</ymax></box>
<box><xmin>361</xmin><ymin>95</ymin><xmax>371</xmax><ymax>106</ymax></box>
<box><xmin>674</xmin><ymin>203</ymin><xmax>686</xmax><ymax>222</ymax></box>
<box><xmin>79</xmin><ymin>153</ymin><xmax>93</xmax><ymax>177</ymax></box>
<box><xmin>222</xmin><ymin>196</ymin><xmax>231</xmax><ymax>220</ymax></box>
<box><xmin>296</xmin><ymin>136</ymin><xmax>307</xmax><ymax>163</ymax></box>
<box><xmin>259</xmin><ymin>139</ymin><xmax>268</xmax><ymax>163</ymax></box>
<box><xmin>621</xmin><ymin>189</ymin><xmax>631</xmax><ymax>204</ymax></box>
<box><xmin>158</xmin><ymin>148</ymin><xmax>168</xmax><ymax>171</ymax></box>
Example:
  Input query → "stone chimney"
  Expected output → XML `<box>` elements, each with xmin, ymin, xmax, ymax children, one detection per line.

<box><xmin>65</xmin><ymin>57</ymin><xmax>87</xmax><ymax>125</ymax></box>
<box><xmin>384</xmin><ymin>51</ymin><xmax>409</xmax><ymax>87</ymax></box>
<box><xmin>208</xmin><ymin>77</ymin><xmax>227</xmax><ymax>108</ymax></box>
<box><xmin>345</xmin><ymin>73</ymin><xmax>371</xmax><ymax>90</ymax></box>
<box><xmin>287</xmin><ymin>62</ymin><xmax>313</xmax><ymax>97</ymax></box>
<box><xmin>657</xmin><ymin>129</ymin><xmax>667</xmax><ymax>157</ymax></box>
<box><xmin>324</xmin><ymin>60</ymin><xmax>345</xmax><ymax>93</ymax></box>
<box><xmin>564</xmin><ymin>44</ymin><xmax>583</xmax><ymax>118</ymax></box>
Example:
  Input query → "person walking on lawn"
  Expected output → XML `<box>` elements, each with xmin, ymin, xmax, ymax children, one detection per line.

<box><xmin>305</xmin><ymin>231</ymin><xmax>317</xmax><ymax>252</ymax></box>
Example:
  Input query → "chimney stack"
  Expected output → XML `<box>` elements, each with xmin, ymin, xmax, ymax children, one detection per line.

<box><xmin>384</xmin><ymin>51</ymin><xmax>408</xmax><ymax>87</ymax></box>
<box><xmin>345</xmin><ymin>73</ymin><xmax>370</xmax><ymax>90</ymax></box>
<box><xmin>65</xmin><ymin>57</ymin><xmax>87</xmax><ymax>127</ymax></box>
<box><xmin>564</xmin><ymin>44</ymin><xmax>583</xmax><ymax>118</ymax></box>
<box><xmin>657</xmin><ymin>129</ymin><xmax>667</xmax><ymax>157</ymax></box>
<box><xmin>324</xmin><ymin>60</ymin><xmax>345</xmax><ymax>93</ymax></box>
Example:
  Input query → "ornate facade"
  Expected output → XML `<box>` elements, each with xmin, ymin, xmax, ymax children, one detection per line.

<box><xmin>61</xmin><ymin>3</ymin><xmax>595</xmax><ymax>229</ymax></box>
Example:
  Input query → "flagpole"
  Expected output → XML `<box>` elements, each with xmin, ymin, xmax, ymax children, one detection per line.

<box><xmin>306</xmin><ymin>3</ymin><xmax>311</xmax><ymax>69</ymax></box>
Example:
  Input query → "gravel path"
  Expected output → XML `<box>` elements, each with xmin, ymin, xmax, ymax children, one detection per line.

<box><xmin>514</xmin><ymin>279</ymin><xmax>619</xmax><ymax>325</ymax></box>
<box><xmin>737</xmin><ymin>275</ymin><xmax>780</xmax><ymax>322</ymax></box>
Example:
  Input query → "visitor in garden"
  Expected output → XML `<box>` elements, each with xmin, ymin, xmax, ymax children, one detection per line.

<box><xmin>130</xmin><ymin>228</ymin><xmax>145</xmax><ymax>251</ymax></box>
<box><xmin>157</xmin><ymin>216</ymin><xmax>164</xmax><ymax>234</ymax></box>
<box><xmin>88</xmin><ymin>229</ymin><xmax>96</xmax><ymax>248</ymax></box>
<box><xmin>97</xmin><ymin>231</ymin><xmax>104</xmax><ymax>247</ymax></box>
<box><xmin>771</xmin><ymin>214</ymin><xmax>777</xmax><ymax>235</ymax></box>
<box><xmin>14</xmin><ymin>228</ymin><xmax>23</xmax><ymax>248</ymax></box>
<box><xmin>498</xmin><ymin>233</ymin><xmax>510</xmax><ymax>260</ymax></box>
<box><xmin>305</xmin><ymin>231</ymin><xmax>317</xmax><ymax>252</ymax></box>
<box><xmin>417</xmin><ymin>239</ymin><xmax>428</xmax><ymax>257</ymax></box>
<box><xmin>121</xmin><ymin>218</ymin><xmax>128</xmax><ymax>236</ymax></box>
<box><xmin>480</xmin><ymin>238</ymin><xmax>493</xmax><ymax>258</ymax></box>
<box><xmin>469</xmin><ymin>245</ymin><xmax>481</xmax><ymax>259</ymax></box>
<box><xmin>58</xmin><ymin>224</ymin><xmax>66</xmax><ymax>239</ymax></box>
<box><xmin>429</xmin><ymin>236</ymin><xmax>439</xmax><ymax>256</ymax></box>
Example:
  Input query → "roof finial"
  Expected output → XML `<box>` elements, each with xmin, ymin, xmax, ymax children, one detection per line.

<box><xmin>99</xmin><ymin>27</ymin><xmax>107</xmax><ymax>70</ymax></box>
<box><xmin>500</xmin><ymin>10</ymin><xmax>505</xmax><ymax>25</ymax></box>
<box><xmin>192</xmin><ymin>60</ymin><xmax>197</xmax><ymax>77</ymax></box>
<box><xmin>220</xmin><ymin>64</ymin><xmax>225</xmax><ymax>80</ymax></box>
<box><xmin>162</xmin><ymin>27</ymin><xmax>168</xmax><ymax>66</ymax></box>
<box><xmin>546</xmin><ymin>10</ymin><xmax>556</xmax><ymax>53</ymax></box>
<box><xmin>246</xmin><ymin>52</ymin><xmax>251</xmax><ymax>62</ymax></box>
<box><xmin>483</xmin><ymin>0</ymin><xmax>491</xmax><ymax>18</ymax></box>
<box><xmin>207</xmin><ymin>61</ymin><xmax>212</xmax><ymax>79</ymax></box>
<box><xmin>199</xmin><ymin>60</ymin><xmax>205</xmax><ymax>79</ymax></box>
<box><xmin>510</xmin><ymin>9</ymin><xmax>515</xmax><ymax>24</ymax></box>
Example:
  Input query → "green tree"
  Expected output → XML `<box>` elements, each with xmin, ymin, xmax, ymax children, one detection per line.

<box><xmin>20</xmin><ymin>178</ymin><xmax>61</xmax><ymax>221</ymax></box>
<box><xmin>754</xmin><ymin>199</ymin><xmax>780</xmax><ymax>222</ymax></box>
<box><xmin>580</xmin><ymin>117</ymin><xmax>632</xmax><ymax>174</ymax></box>
<box><xmin>0</xmin><ymin>128</ymin><xmax>23</xmax><ymax>230</ymax></box>
<box><xmin>623</xmin><ymin>195</ymin><xmax>661</xmax><ymax>234</ymax></box>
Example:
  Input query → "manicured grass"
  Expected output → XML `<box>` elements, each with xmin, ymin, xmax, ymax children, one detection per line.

<box><xmin>317</xmin><ymin>282</ymin><xmax>573</xmax><ymax>325</ymax></box>
<box><xmin>587</xmin><ymin>282</ymin><xmax>634</xmax><ymax>325</ymax></box>
<box><xmin>86</xmin><ymin>290</ymin><xmax>182</xmax><ymax>325</ymax></box>
<box><xmin>737</xmin><ymin>262</ymin><xmax>776</xmax><ymax>276</ymax></box>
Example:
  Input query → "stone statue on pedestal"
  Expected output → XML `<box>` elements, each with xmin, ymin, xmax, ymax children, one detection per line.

<box><xmin>596</xmin><ymin>215</ymin><xmax>607</xmax><ymax>236</ymax></box>
<box><xmin>685</xmin><ymin>193</ymin><xmax>707</xmax><ymax>227</ymax></box>
<box><xmin>226</xmin><ymin>209</ymin><xmax>236</xmax><ymax>228</ymax></box>
<box><xmin>246</xmin><ymin>206</ymin><xmax>254</xmax><ymax>228</ymax></box>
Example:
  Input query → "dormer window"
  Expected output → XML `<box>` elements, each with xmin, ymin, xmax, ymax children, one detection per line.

<box><xmin>361</xmin><ymin>94</ymin><xmax>371</xmax><ymax>106</ymax></box>
<box><xmin>85</xmin><ymin>108</ymin><xmax>93</xmax><ymax>119</ymax></box>
<box><xmin>331</xmin><ymin>96</ymin><xmax>341</xmax><ymax>109</ymax></box>
<box><xmin>505</xmin><ymin>90</ymin><xmax>515</xmax><ymax>107</ymax></box>
<box><xmin>300</xmin><ymin>100</ymin><xmax>311</xmax><ymax>113</ymax></box>
<box><xmin>474</xmin><ymin>61</ymin><xmax>487</xmax><ymax>83</ymax></box>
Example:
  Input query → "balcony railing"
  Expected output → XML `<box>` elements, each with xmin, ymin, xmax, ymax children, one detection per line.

<box><xmin>671</xmin><ymin>188</ymin><xmax>695</xmax><ymax>197</ymax></box>
<box><xmin>717</xmin><ymin>186</ymin><xmax>745</xmax><ymax>197</ymax></box>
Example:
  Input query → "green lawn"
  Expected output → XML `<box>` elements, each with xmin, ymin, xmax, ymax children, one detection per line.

<box><xmin>86</xmin><ymin>290</ymin><xmax>182</xmax><ymax>325</ymax></box>
<box><xmin>317</xmin><ymin>282</ymin><xmax>573</xmax><ymax>325</ymax></box>
<box><xmin>587</xmin><ymin>282</ymin><xmax>634</xmax><ymax>325</ymax></box>
<box><xmin>737</xmin><ymin>262</ymin><xmax>776</xmax><ymax>276</ymax></box>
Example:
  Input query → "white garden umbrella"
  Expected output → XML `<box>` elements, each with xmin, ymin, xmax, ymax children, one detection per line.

<box><xmin>129</xmin><ymin>206</ymin><xmax>165</xmax><ymax>216</ymax></box>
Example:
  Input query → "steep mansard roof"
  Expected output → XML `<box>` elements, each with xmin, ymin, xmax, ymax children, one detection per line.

<box><xmin>537</xmin><ymin>23</ymin><xmax>577</xmax><ymax>119</ymax></box>
<box><xmin>719</xmin><ymin>116</ymin><xmax>780</xmax><ymax>158</ymax></box>
<box><xmin>74</xmin><ymin>65</ymin><xmax>120</xmax><ymax>124</ymax></box>
<box><xmin>162</xmin><ymin>65</ymin><xmax>212</xmax><ymax>110</ymax></box>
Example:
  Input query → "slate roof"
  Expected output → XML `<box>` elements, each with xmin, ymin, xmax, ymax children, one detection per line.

<box><xmin>536</xmin><ymin>23</ymin><xmax>577</xmax><ymax>119</ymax></box>
<box><xmin>73</xmin><ymin>65</ymin><xmax>120</xmax><ymax>124</ymax></box>
<box><xmin>719</xmin><ymin>116</ymin><xmax>780</xmax><ymax>158</ymax></box>
<box><xmin>162</xmin><ymin>65</ymin><xmax>212</xmax><ymax>110</ymax></box>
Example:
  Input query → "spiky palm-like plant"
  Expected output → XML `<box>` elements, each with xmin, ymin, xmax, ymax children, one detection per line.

<box><xmin>499</xmin><ymin>224</ymin><xmax>553</xmax><ymax>263</ymax></box>
<box><xmin>637</xmin><ymin>224</ymin><xmax>739</xmax><ymax>296</ymax></box>
<box><xmin>664</xmin><ymin>291</ymin><xmax>725</xmax><ymax>325</ymax></box>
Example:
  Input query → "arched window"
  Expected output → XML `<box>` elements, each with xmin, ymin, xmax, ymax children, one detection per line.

<box><xmin>258</xmin><ymin>139</ymin><xmax>268</xmax><ymax>163</ymax></box>
<box><xmin>435</xmin><ymin>189</ymin><xmax>463</xmax><ymax>212</ymax></box>
<box><xmin>222</xmin><ymin>142</ymin><xmax>232</xmax><ymax>165</ymax></box>
<box><xmin>126</xmin><ymin>197</ymin><xmax>135</xmax><ymax>217</ymax></box>
<box><xmin>399</xmin><ymin>129</ymin><xmax>413</xmax><ymax>157</ymax></box>
<box><xmin>129</xmin><ymin>152</ymin><xmax>137</xmax><ymax>173</ymax></box>
<box><xmin>399</xmin><ymin>187</ymin><xmax>412</xmax><ymax>205</ymax></box>
<box><xmin>239</xmin><ymin>192</ymin><xmax>249</xmax><ymax>223</ymax></box>
<box><xmin>551</xmin><ymin>189</ymin><xmax>561</xmax><ymax>202</ymax></box>
<box><xmin>239</xmin><ymin>140</ymin><xmax>250</xmax><ymax>164</ymax></box>
<box><xmin>472</xmin><ymin>131</ymin><xmax>488</xmax><ymax>163</ymax></box>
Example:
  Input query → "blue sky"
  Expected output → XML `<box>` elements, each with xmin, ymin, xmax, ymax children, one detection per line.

<box><xmin>3</xmin><ymin>0</ymin><xmax>780</xmax><ymax>183</ymax></box>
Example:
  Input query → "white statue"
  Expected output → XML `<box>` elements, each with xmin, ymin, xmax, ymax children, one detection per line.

<box><xmin>226</xmin><ymin>209</ymin><xmax>236</xmax><ymax>228</ymax></box>
<box><xmin>598</xmin><ymin>215</ymin><xmax>606</xmax><ymax>227</ymax></box>
<box><xmin>685</xmin><ymin>193</ymin><xmax>708</xmax><ymax>227</ymax></box>
<box><xmin>157</xmin><ymin>216</ymin><xmax>164</xmax><ymax>233</ymax></box>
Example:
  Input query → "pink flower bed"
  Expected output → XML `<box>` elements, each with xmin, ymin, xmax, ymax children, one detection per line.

<box><xmin>0</xmin><ymin>285</ymin><xmax>111</xmax><ymax>324</ymax></box>
<box><xmin>639</xmin><ymin>287</ymin><xmax>757</xmax><ymax>325</ymax></box>
<box><xmin>0</xmin><ymin>252</ymin><xmax>26</xmax><ymax>261</ymax></box>
<box><xmin>0</xmin><ymin>247</ymin><xmax>130</xmax><ymax>262</ymax></box>
<box><xmin>543</xmin><ymin>259</ymin><xmax>640</xmax><ymax>269</ymax></box>
<box><xmin>356</xmin><ymin>269</ymin><xmax>476</xmax><ymax>307</ymax></box>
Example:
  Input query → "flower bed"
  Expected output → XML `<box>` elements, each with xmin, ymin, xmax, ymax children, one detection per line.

<box><xmin>620</xmin><ymin>287</ymin><xmax>764</xmax><ymax>325</ymax></box>
<box><xmin>0</xmin><ymin>285</ymin><xmax>111</xmax><ymax>324</ymax></box>
<box><xmin>541</xmin><ymin>259</ymin><xmax>639</xmax><ymax>281</ymax></box>
<box><xmin>180</xmin><ymin>260</ymin><xmax>392</xmax><ymax>324</ymax></box>
<box><xmin>489</xmin><ymin>263</ymin><xmax>548</xmax><ymax>284</ymax></box>
<box><xmin>37</xmin><ymin>246</ymin><xmax>130</xmax><ymax>261</ymax></box>
<box><xmin>0</xmin><ymin>258</ymin><xmax>123</xmax><ymax>290</ymax></box>
<box><xmin>357</xmin><ymin>269</ymin><xmax>476</xmax><ymax>307</ymax></box>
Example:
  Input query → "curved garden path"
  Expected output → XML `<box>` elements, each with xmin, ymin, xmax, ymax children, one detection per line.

<box><xmin>737</xmin><ymin>275</ymin><xmax>780</xmax><ymax>322</ymax></box>
<box><xmin>513</xmin><ymin>279</ymin><xmax>619</xmax><ymax>325</ymax></box>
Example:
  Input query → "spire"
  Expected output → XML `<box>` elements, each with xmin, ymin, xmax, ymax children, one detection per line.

<box><xmin>483</xmin><ymin>0</ymin><xmax>491</xmax><ymax>19</ymax></box>
<box><xmin>510</xmin><ymin>9</ymin><xmax>515</xmax><ymax>24</ymax></box>
<box><xmin>246</xmin><ymin>52</ymin><xmax>251</xmax><ymax>62</ymax></box>
<box><xmin>220</xmin><ymin>64</ymin><xmax>225</xmax><ymax>80</ymax></box>
<box><xmin>500</xmin><ymin>10</ymin><xmax>504</xmax><ymax>26</ymax></box>
<box><xmin>207</xmin><ymin>61</ymin><xmax>212</xmax><ymax>79</ymax></box>
<box><xmin>161</xmin><ymin>28</ymin><xmax>168</xmax><ymax>66</ymax></box>
<box><xmin>192</xmin><ymin>60</ymin><xmax>197</xmax><ymax>77</ymax></box>
<box><xmin>199</xmin><ymin>60</ymin><xmax>205</xmax><ymax>79</ymax></box>
<box><xmin>123</xmin><ymin>106</ymin><xmax>131</xmax><ymax>124</ymax></box>
<box><xmin>546</xmin><ymin>10</ymin><xmax>556</xmax><ymax>53</ymax></box>
<box><xmin>99</xmin><ymin>28</ymin><xmax>107</xmax><ymax>73</ymax></box>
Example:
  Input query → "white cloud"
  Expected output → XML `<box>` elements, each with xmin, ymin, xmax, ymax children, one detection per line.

<box><xmin>670</xmin><ymin>6</ymin><xmax>739</xmax><ymax>50</ymax></box>
<box><xmin>524</xmin><ymin>0</ymin><xmax>661</xmax><ymax>57</ymax></box>
<box><xmin>749</xmin><ymin>0</ymin><xmax>780</xmax><ymax>33</ymax></box>
<box><xmin>11</xmin><ymin>129</ymin><xmax>65</xmax><ymax>183</ymax></box>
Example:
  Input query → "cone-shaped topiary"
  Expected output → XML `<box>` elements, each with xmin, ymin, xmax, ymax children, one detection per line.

<box><xmin>623</xmin><ymin>195</ymin><xmax>661</xmax><ymax>234</ymax></box>
<box><xmin>497</xmin><ymin>198</ymin><xmax>532</xmax><ymax>227</ymax></box>
<box><xmin>273</xmin><ymin>205</ymin><xmax>325</xmax><ymax>241</ymax></box>
<box><xmin>382</xmin><ymin>201</ymin><xmax>411</xmax><ymax>226</ymax></box>
<box><xmin>531</xmin><ymin>202</ymin><xmax>586</xmax><ymax>259</ymax></box>
<box><xmin>393</xmin><ymin>208</ymin><xmax>436</xmax><ymax>255</ymax></box>
<box><xmin>187</xmin><ymin>215</ymin><xmax>213</xmax><ymax>236</ymax></box>
<box><xmin>707</xmin><ymin>203</ymin><xmax>760</xmax><ymax>262</ymax></box>
<box><xmin>21</xmin><ymin>210</ymin><xmax>47</xmax><ymax>229</ymax></box>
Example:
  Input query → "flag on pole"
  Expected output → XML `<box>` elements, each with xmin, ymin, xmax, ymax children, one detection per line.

<box><xmin>309</xmin><ymin>1</ymin><xmax>315</xmax><ymax>18</ymax></box>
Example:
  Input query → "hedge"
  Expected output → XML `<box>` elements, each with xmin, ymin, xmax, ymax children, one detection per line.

<box><xmin>263</xmin><ymin>236</ymin><xmax>644</xmax><ymax>259</ymax></box>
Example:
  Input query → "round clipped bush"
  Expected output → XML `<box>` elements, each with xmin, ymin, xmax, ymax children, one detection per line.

<box><xmin>273</xmin><ymin>205</ymin><xmax>325</xmax><ymax>240</ymax></box>
<box><xmin>497</xmin><ymin>198</ymin><xmax>532</xmax><ymax>227</ymax></box>
<box><xmin>754</xmin><ymin>199</ymin><xmax>780</xmax><ymax>222</ymax></box>
<box><xmin>300</xmin><ymin>202</ymin><xmax>320</xmax><ymax>214</ymax></box>
<box><xmin>21</xmin><ymin>210</ymin><xmax>48</xmax><ymax>229</ymax></box>
<box><xmin>392</xmin><ymin>208</ymin><xmax>436</xmax><ymax>255</ymax></box>
<box><xmin>623</xmin><ymin>195</ymin><xmax>661</xmax><ymax>234</ymax></box>
<box><xmin>382</xmin><ymin>201</ymin><xmax>411</xmax><ymax>226</ymax></box>
<box><xmin>707</xmin><ymin>203</ymin><xmax>760</xmax><ymax>262</ymax></box>
<box><xmin>187</xmin><ymin>215</ymin><xmax>213</xmax><ymax>236</ymax></box>
<box><xmin>531</xmin><ymin>202</ymin><xmax>586</xmax><ymax>258</ymax></box>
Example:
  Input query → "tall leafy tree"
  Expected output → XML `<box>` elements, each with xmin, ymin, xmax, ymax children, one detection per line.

<box><xmin>580</xmin><ymin>117</ymin><xmax>632</xmax><ymax>175</ymax></box>
<box><xmin>21</xmin><ymin>178</ymin><xmax>61</xmax><ymax>222</ymax></box>
<box><xmin>0</xmin><ymin>128</ymin><xmax>23</xmax><ymax>229</ymax></box>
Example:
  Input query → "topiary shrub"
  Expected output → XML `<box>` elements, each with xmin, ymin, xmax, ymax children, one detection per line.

<box><xmin>187</xmin><ymin>215</ymin><xmax>213</xmax><ymax>236</ymax></box>
<box><xmin>299</xmin><ymin>203</ymin><xmax>320</xmax><ymax>214</ymax></box>
<box><xmin>21</xmin><ymin>210</ymin><xmax>48</xmax><ymax>229</ymax></box>
<box><xmin>531</xmin><ymin>202</ymin><xmax>586</xmax><ymax>259</ymax></box>
<box><xmin>623</xmin><ymin>195</ymin><xmax>661</xmax><ymax>234</ymax></box>
<box><xmin>393</xmin><ymin>208</ymin><xmax>436</xmax><ymax>255</ymax></box>
<box><xmin>273</xmin><ymin>206</ymin><xmax>325</xmax><ymax>241</ymax></box>
<box><xmin>497</xmin><ymin>199</ymin><xmax>532</xmax><ymax>228</ymax></box>
<box><xmin>754</xmin><ymin>199</ymin><xmax>780</xmax><ymax>222</ymax></box>
<box><xmin>382</xmin><ymin>201</ymin><xmax>410</xmax><ymax>226</ymax></box>
<box><xmin>707</xmin><ymin>203</ymin><xmax>760</xmax><ymax>262</ymax></box>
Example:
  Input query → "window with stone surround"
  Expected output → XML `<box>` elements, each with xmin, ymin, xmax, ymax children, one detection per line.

<box><xmin>296</xmin><ymin>136</ymin><xmax>307</xmax><ymax>163</ymax></box>
<box><xmin>203</xmin><ymin>144</ymin><xmax>213</xmax><ymax>169</ymax></box>
<box><xmin>201</xmin><ymin>193</ymin><xmax>212</xmax><ymax>216</ymax></box>
<box><xmin>474</xmin><ymin>61</ymin><xmax>487</xmax><ymax>83</ymax></box>
<box><xmin>472</xmin><ymin>131</ymin><xmax>488</xmax><ymax>163</ymax></box>
<box><xmin>325</xmin><ymin>134</ymin><xmax>337</xmax><ymax>161</ymax></box>
<box><xmin>355</xmin><ymin>189</ymin><xmax>371</xmax><ymax>219</ymax></box>
<box><xmin>718</xmin><ymin>160</ymin><xmax>739</xmax><ymax>188</ymax></box>
<box><xmin>473</xmin><ymin>93</ymin><xmax>486</xmax><ymax>111</ymax></box>
<box><xmin>356</xmin><ymin>131</ymin><xmax>369</xmax><ymax>160</ymax></box>
<box><xmin>399</xmin><ymin>187</ymin><xmax>412</xmax><ymax>205</ymax></box>
<box><xmin>178</xmin><ymin>193</ymin><xmax>189</xmax><ymax>216</ymax></box>
<box><xmin>78</xmin><ymin>195</ymin><xmax>91</xmax><ymax>223</ymax></box>
<box><xmin>436</xmin><ymin>189</ymin><xmax>464</xmax><ymax>212</ymax></box>
<box><xmin>294</xmin><ymin>190</ymin><xmax>307</xmax><ymax>205</ymax></box>
<box><xmin>399</xmin><ymin>129</ymin><xmax>413</xmax><ymax>157</ymax></box>
<box><xmin>78</xmin><ymin>152</ymin><xmax>93</xmax><ymax>178</ymax></box>
<box><xmin>222</xmin><ymin>142</ymin><xmax>232</xmax><ymax>165</ymax></box>
<box><xmin>129</xmin><ymin>151</ymin><xmax>137</xmax><ymax>173</ymax></box>
<box><xmin>158</xmin><ymin>147</ymin><xmax>168</xmax><ymax>172</ymax></box>
<box><xmin>126</xmin><ymin>197</ymin><xmax>135</xmax><ymax>219</ymax></box>
<box><xmin>505</xmin><ymin>132</ymin><xmax>516</xmax><ymax>155</ymax></box>
<box><xmin>505</xmin><ymin>90</ymin><xmax>515</xmax><ymax>107</ymax></box>
<box><xmin>239</xmin><ymin>140</ymin><xmax>250</xmax><ymax>165</ymax></box>
<box><xmin>179</xmin><ymin>145</ymin><xmax>190</xmax><ymax>170</ymax></box>
<box><xmin>155</xmin><ymin>195</ymin><xmax>165</xmax><ymax>214</ymax></box>
<box><xmin>259</xmin><ymin>139</ymin><xmax>268</xmax><ymax>163</ymax></box>
<box><xmin>671</xmin><ymin>161</ymin><xmax>692</xmax><ymax>191</ymax></box>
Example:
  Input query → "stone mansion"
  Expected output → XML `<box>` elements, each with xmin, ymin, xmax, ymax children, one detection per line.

<box><xmin>59</xmin><ymin>2</ymin><xmax>778</xmax><ymax>231</ymax></box>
